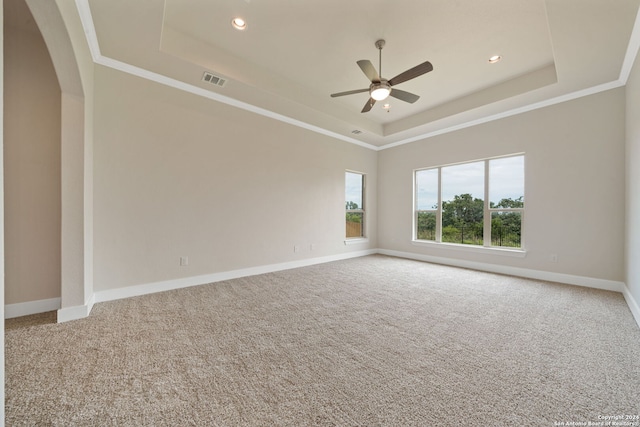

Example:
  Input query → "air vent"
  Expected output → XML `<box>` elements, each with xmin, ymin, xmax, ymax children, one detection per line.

<box><xmin>202</xmin><ymin>71</ymin><xmax>227</xmax><ymax>87</ymax></box>
<box><xmin>351</xmin><ymin>129</ymin><xmax>363</xmax><ymax>135</ymax></box>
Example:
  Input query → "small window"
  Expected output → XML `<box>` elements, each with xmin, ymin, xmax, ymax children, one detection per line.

<box><xmin>441</xmin><ymin>161</ymin><xmax>485</xmax><ymax>246</ymax></box>
<box><xmin>345</xmin><ymin>171</ymin><xmax>365</xmax><ymax>238</ymax></box>
<box><xmin>489</xmin><ymin>156</ymin><xmax>524</xmax><ymax>248</ymax></box>
<box><xmin>415</xmin><ymin>168</ymin><xmax>438</xmax><ymax>241</ymax></box>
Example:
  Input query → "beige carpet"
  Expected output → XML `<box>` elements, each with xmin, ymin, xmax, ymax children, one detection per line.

<box><xmin>6</xmin><ymin>255</ymin><xmax>640</xmax><ymax>426</ymax></box>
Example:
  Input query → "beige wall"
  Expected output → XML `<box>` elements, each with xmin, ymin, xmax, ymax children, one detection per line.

<box><xmin>626</xmin><ymin>48</ymin><xmax>640</xmax><ymax>304</ymax></box>
<box><xmin>92</xmin><ymin>66</ymin><xmax>377</xmax><ymax>291</ymax></box>
<box><xmin>4</xmin><ymin>14</ymin><xmax>61</xmax><ymax>304</ymax></box>
<box><xmin>378</xmin><ymin>88</ymin><xmax>626</xmax><ymax>282</ymax></box>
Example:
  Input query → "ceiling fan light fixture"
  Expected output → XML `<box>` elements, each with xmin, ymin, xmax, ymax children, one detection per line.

<box><xmin>370</xmin><ymin>82</ymin><xmax>391</xmax><ymax>101</ymax></box>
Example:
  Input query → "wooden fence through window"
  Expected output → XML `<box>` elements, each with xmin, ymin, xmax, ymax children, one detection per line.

<box><xmin>346</xmin><ymin>221</ymin><xmax>362</xmax><ymax>238</ymax></box>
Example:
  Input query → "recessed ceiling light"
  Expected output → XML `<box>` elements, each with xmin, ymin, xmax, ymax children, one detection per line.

<box><xmin>231</xmin><ymin>17</ymin><xmax>247</xmax><ymax>30</ymax></box>
<box><xmin>488</xmin><ymin>55</ymin><xmax>502</xmax><ymax>64</ymax></box>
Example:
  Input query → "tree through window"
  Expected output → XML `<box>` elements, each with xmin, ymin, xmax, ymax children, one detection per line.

<box><xmin>415</xmin><ymin>155</ymin><xmax>524</xmax><ymax>249</ymax></box>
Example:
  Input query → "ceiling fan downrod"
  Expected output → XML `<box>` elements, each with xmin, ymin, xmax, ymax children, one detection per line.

<box><xmin>375</xmin><ymin>39</ymin><xmax>385</xmax><ymax>80</ymax></box>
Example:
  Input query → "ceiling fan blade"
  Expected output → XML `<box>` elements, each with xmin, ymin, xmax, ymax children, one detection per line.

<box><xmin>357</xmin><ymin>60</ymin><xmax>380</xmax><ymax>82</ymax></box>
<box><xmin>361</xmin><ymin>98</ymin><xmax>376</xmax><ymax>113</ymax></box>
<box><xmin>388</xmin><ymin>61</ymin><xmax>433</xmax><ymax>86</ymax></box>
<box><xmin>330</xmin><ymin>88</ymin><xmax>370</xmax><ymax>98</ymax></box>
<box><xmin>389</xmin><ymin>89</ymin><xmax>420</xmax><ymax>104</ymax></box>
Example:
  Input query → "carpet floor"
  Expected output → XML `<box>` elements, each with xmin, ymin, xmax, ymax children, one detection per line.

<box><xmin>5</xmin><ymin>255</ymin><xmax>640</xmax><ymax>426</ymax></box>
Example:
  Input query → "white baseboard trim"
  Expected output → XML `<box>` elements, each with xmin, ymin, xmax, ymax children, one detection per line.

<box><xmin>622</xmin><ymin>285</ymin><xmax>640</xmax><ymax>328</ymax></box>
<box><xmin>378</xmin><ymin>249</ymin><xmax>625</xmax><ymax>293</ymax></box>
<box><xmin>52</xmin><ymin>248</ymin><xmax>640</xmax><ymax>330</ymax></box>
<box><xmin>5</xmin><ymin>297</ymin><xmax>61</xmax><ymax>319</ymax></box>
<box><xmin>95</xmin><ymin>249</ymin><xmax>378</xmax><ymax>304</ymax></box>
<box><xmin>57</xmin><ymin>294</ymin><xmax>95</xmax><ymax>323</ymax></box>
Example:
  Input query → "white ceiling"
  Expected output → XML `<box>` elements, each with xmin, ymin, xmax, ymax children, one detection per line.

<box><xmin>42</xmin><ymin>1</ymin><xmax>640</xmax><ymax>147</ymax></box>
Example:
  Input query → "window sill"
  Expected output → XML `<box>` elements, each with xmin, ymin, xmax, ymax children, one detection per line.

<box><xmin>411</xmin><ymin>240</ymin><xmax>527</xmax><ymax>258</ymax></box>
<box><xmin>344</xmin><ymin>238</ymin><xmax>369</xmax><ymax>245</ymax></box>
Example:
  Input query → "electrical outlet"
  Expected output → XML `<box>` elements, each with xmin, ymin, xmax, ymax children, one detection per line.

<box><xmin>310</xmin><ymin>244</ymin><xmax>315</xmax><ymax>251</ymax></box>
<box><xmin>294</xmin><ymin>245</ymin><xmax>300</xmax><ymax>253</ymax></box>
<box><xmin>550</xmin><ymin>254</ymin><xmax>558</xmax><ymax>263</ymax></box>
<box><xmin>180</xmin><ymin>256</ymin><xmax>189</xmax><ymax>266</ymax></box>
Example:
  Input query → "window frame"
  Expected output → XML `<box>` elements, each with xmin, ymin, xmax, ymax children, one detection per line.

<box><xmin>413</xmin><ymin>154</ymin><xmax>525</xmax><ymax>255</ymax></box>
<box><xmin>345</xmin><ymin>170</ymin><xmax>367</xmax><ymax>242</ymax></box>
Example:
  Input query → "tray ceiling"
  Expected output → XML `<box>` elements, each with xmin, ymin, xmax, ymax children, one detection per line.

<box><xmin>75</xmin><ymin>0</ymin><xmax>640</xmax><ymax>148</ymax></box>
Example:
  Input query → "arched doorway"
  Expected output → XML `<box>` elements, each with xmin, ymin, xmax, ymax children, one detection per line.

<box><xmin>4</xmin><ymin>0</ymin><xmax>91</xmax><ymax>321</ymax></box>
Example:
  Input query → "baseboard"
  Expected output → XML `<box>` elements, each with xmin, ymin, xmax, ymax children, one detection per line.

<box><xmin>95</xmin><ymin>249</ymin><xmax>378</xmax><ymax>304</ymax></box>
<box><xmin>53</xmin><ymin>247</ymin><xmax>640</xmax><ymax>331</ymax></box>
<box><xmin>5</xmin><ymin>297</ymin><xmax>61</xmax><ymax>319</ymax></box>
<box><xmin>378</xmin><ymin>249</ymin><xmax>625</xmax><ymax>293</ymax></box>
<box><xmin>622</xmin><ymin>285</ymin><xmax>640</xmax><ymax>328</ymax></box>
<box><xmin>57</xmin><ymin>293</ymin><xmax>95</xmax><ymax>323</ymax></box>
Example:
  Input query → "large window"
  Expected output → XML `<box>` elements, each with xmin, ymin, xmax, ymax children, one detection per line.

<box><xmin>345</xmin><ymin>171</ymin><xmax>365</xmax><ymax>238</ymax></box>
<box><xmin>415</xmin><ymin>155</ymin><xmax>524</xmax><ymax>249</ymax></box>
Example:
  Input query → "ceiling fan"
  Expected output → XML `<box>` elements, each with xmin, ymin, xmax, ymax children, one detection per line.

<box><xmin>331</xmin><ymin>39</ymin><xmax>433</xmax><ymax>113</ymax></box>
